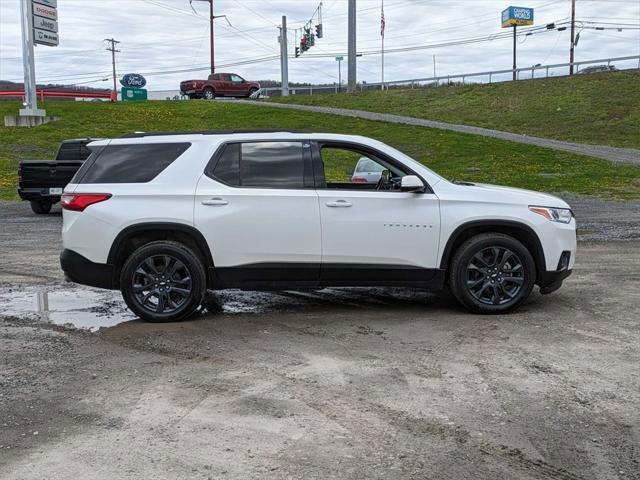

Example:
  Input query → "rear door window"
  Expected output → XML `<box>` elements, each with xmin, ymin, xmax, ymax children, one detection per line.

<box><xmin>208</xmin><ymin>141</ymin><xmax>312</xmax><ymax>189</ymax></box>
<box><xmin>75</xmin><ymin>143</ymin><xmax>191</xmax><ymax>184</ymax></box>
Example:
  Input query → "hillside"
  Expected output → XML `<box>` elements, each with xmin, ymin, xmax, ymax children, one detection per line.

<box><xmin>1</xmin><ymin>100</ymin><xmax>639</xmax><ymax>201</ymax></box>
<box><xmin>269</xmin><ymin>70</ymin><xmax>640</xmax><ymax>149</ymax></box>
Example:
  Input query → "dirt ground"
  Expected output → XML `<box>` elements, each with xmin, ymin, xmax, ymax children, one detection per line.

<box><xmin>0</xmin><ymin>199</ymin><xmax>638</xmax><ymax>480</ymax></box>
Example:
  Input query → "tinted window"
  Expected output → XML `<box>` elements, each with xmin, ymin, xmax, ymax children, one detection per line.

<box><xmin>212</xmin><ymin>143</ymin><xmax>240</xmax><ymax>186</ymax></box>
<box><xmin>69</xmin><ymin>146</ymin><xmax>104</xmax><ymax>184</ymax></box>
<box><xmin>77</xmin><ymin>143</ymin><xmax>190</xmax><ymax>184</ymax></box>
<box><xmin>210</xmin><ymin>141</ymin><xmax>309</xmax><ymax>189</ymax></box>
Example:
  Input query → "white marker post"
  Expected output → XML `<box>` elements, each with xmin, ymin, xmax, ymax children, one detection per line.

<box><xmin>7</xmin><ymin>0</ymin><xmax>59</xmax><ymax>126</ymax></box>
<box><xmin>19</xmin><ymin>0</ymin><xmax>44</xmax><ymax>118</ymax></box>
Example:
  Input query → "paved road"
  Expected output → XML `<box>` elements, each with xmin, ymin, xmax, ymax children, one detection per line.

<box><xmin>253</xmin><ymin>101</ymin><xmax>640</xmax><ymax>165</ymax></box>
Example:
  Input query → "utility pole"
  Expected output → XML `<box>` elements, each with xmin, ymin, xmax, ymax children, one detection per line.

<box><xmin>191</xmin><ymin>0</ymin><xmax>216</xmax><ymax>74</ymax></box>
<box><xmin>569</xmin><ymin>0</ymin><xmax>576</xmax><ymax>75</ymax></box>
<box><xmin>512</xmin><ymin>24</ymin><xmax>517</xmax><ymax>81</ymax></box>
<box><xmin>347</xmin><ymin>0</ymin><xmax>356</xmax><ymax>92</ymax></box>
<box><xmin>209</xmin><ymin>0</ymin><xmax>214</xmax><ymax>74</ymax></box>
<box><xmin>380</xmin><ymin>0</ymin><xmax>384</xmax><ymax>90</ymax></box>
<box><xmin>105</xmin><ymin>38</ymin><xmax>120</xmax><ymax>102</ymax></box>
<box><xmin>279</xmin><ymin>16</ymin><xmax>289</xmax><ymax>97</ymax></box>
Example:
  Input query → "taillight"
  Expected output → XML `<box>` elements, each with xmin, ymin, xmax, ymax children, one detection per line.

<box><xmin>61</xmin><ymin>193</ymin><xmax>111</xmax><ymax>212</ymax></box>
<box><xmin>192</xmin><ymin>81</ymin><xmax>197</xmax><ymax>88</ymax></box>
<box><xmin>351</xmin><ymin>177</ymin><xmax>368</xmax><ymax>183</ymax></box>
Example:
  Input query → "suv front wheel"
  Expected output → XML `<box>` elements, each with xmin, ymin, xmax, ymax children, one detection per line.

<box><xmin>120</xmin><ymin>241</ymin><xmax>207</xmax><ymax>322</ymax></box>
<box><xmin>449</xmin><ymin>233</ymin><xmax>536</xmax><ymax>314</ymax></box>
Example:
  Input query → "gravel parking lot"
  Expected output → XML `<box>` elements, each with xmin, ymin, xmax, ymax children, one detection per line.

<box><xmin>1</xmin><ymin>198</ymin><xmax>639</xmax><ymax>480</ymax></box>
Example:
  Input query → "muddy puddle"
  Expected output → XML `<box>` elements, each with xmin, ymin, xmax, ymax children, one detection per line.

<box><xmin>0</xmin><ymin>285</ymin><xmax>434</xmax><ymax>331</ymax></box>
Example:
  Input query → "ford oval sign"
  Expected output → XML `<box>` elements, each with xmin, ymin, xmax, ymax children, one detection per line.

<box><xmin>120</xmin><ymin>73</ymin><xmax>147</xmax><ymax>88</ymax></box>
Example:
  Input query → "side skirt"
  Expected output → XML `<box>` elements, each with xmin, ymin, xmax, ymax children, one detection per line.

<box><xmin>209</xmin><ymin>263</ymin><xmax>446</xmax><ymax>291</ymax></box>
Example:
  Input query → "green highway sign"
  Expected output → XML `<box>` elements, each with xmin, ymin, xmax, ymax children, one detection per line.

<box><xmin>335</xmin><ymin>56</ymin><xmax>343</xmax><ymax>61</ymax></box>
<box><xmin>121</xmin><ymin>87</ymin><xmax>148</xmax><ymax>102</ymax></box>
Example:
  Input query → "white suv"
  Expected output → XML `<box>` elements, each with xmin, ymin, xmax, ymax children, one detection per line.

<box><xmin>60</xmin><ymin>131</ymin><xmax>576</xmax><ymax>322</ymax></box>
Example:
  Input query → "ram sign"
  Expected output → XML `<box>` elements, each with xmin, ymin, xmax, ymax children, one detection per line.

<box><xmin>501</xmin><ymin>6</ymin><xmax>534</xmax><ymax>28</ymax></box>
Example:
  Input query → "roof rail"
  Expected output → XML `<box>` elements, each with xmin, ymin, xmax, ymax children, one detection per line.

<box><xmin>120</xmin><ymin>129</ymin><xmax>305</xmax><ymax>138</ymax></box>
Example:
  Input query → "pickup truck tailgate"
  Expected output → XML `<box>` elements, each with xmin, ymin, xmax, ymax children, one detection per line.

<box><xmin>19</xmin><ymin>160</ymin><xmax>84</xmax><ymax>190</ymax></box>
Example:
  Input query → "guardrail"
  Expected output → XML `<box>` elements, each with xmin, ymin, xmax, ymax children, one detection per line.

<box><xmin>262</xmin><ymin>54</ymin><xmax>640</xmax><ymax>97</ymax></box>
<box><xmin>0</xmin><ymin>89</ymin><xmax>112</xmax><ymax>101</ymax></box>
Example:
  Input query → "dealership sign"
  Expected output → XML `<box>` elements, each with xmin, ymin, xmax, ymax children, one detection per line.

<box><xmin>32</xmin><ymin>0</ymin><xmax>59</xmax><ymax>46</ymax></box>
<box><xmin>120</xmin><ymin>73</ymin><xmax>147</xmax><ymax>88</ymax></box>
<box><xmin>501</xmin><ymin>6</ymin><xmax>534</xmax><ymax>28</ymax></box>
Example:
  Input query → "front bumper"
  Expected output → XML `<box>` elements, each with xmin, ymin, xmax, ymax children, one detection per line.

<box><xmin>60</xmin><ymin>249</ymin><xmax>115</xmax><ymax>290</ymax></box>
<box><xmin>538</xmin><ymin>268</ymin><xmax>572</xmax><ymax>294</ymax></box>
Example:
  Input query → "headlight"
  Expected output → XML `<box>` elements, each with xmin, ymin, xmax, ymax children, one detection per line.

<box><xmin>529</xmin><ymin>206</ymin><xmax>573</xmax><ymax>224</ymax></box>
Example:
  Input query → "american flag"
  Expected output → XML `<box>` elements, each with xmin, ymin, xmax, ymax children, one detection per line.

<box><xmin>381</xmin><ymin>1</ymin><xmax>385</xmax><ymax>38</ymax></box>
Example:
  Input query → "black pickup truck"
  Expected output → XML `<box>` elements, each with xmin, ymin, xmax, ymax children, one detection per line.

<box><xmin>18</xmin><ymin>138</ymin><xmax>101</xmax><ymax>214</ymax></box>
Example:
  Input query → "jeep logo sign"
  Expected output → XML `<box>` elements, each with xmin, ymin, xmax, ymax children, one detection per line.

<box><xmin>119</xmin><ymin>73</ymin><xmax>147</xmax><ymax>88</ymax></box>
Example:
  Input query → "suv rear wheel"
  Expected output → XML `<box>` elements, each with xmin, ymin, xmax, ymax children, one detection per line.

<box><xmin>120</xmin><ymin>241</ymin><xmax>207</xmax><ymax>322</ymax></box>
<box><xmin>449</xmin><ymin>233</ymin><xmax>536</xmax><ymax>314</ymax></box>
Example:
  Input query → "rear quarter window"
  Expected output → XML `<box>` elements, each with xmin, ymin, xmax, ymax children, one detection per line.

<box><xmin>75</xmin><ymin>143</ymin><xmax>191</xmax><ymax>184</ymax></box>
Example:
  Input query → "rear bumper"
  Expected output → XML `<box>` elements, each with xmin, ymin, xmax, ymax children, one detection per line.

<box><xmin>18</xmin><ymin>187</ymin><xmax>61</xmax><ymax>202</ymax></box>
<box><xmin>60</xmin><ymin>249</ymin><xmax>115</xmax><ymax>290</ymax></box>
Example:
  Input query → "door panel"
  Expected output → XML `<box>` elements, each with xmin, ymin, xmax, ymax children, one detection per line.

<box><xmin>194</xmin><ymin>179</ymin><xmax>321</xmax><ymax>285</ymax></box>
<box><xmin>317</xmin><ymin>190</ymin><xmax>440</xmax><ymax>272</ymax></box>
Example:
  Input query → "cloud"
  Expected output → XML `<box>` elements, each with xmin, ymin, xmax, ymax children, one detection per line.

<box><xmin>1</xmin><ymin>0</ymin><xmax>638</xmax><ymax>90</ymax></box>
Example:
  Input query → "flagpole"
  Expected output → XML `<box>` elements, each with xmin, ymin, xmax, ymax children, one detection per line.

<box><xmin>381</xmin><ymin>0</ymin><xmax>384</xmax><ymax>90</ymax></box>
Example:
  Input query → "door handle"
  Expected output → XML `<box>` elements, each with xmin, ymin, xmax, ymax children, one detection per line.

<box><xmin>326</xmin><ymin>200</ymin><xmax>352</xmax><ymax>208</ymax></box>
<box><xmin>201</xmin><ymin>197</ymin><xmax>228</xmax><ymax>206</ymax></box>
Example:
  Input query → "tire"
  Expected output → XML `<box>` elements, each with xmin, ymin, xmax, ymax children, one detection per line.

<box><xmin>449</xmin><ymin>233</ymin><xmax>536</xmax><ymax>314</ymax></box>
<box><xmin>202</xmin><ymin>87</ymin><xmax>215</xmax><ymax>100</ymax></box>
<box><xmin>247</xmin><ymin>88</ymin><xmax>259</xmax><ymax>98</ymax></box>
<box><xmin>120</xmin><ymin>241</ymin><xmax>207</xmax><ymax>322</ymax></box>
<box><xmin>30</xmin><ymin>199</ymin><xmax>52</xmax><ymax>214</ymax></box>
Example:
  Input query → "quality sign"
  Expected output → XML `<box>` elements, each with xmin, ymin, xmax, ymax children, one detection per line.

<box><xmin>501</xmin><ymin>6</ymin><xmax>534</xmax><ymax>28</ymax></box>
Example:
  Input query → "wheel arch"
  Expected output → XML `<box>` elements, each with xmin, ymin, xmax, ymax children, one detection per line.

<box><xmin>439</xmin><ymin>220</ymin><xmax>546</xmax><ymax>283</ymax></box>
<box><xmin>107</xmin><ymin>222</ymin><xmax>214</xmax><ymax>288</ymax></box>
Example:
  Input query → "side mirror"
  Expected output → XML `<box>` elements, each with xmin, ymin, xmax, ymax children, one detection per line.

<box><xmin>401</xmin><ymin>175</ymin><xmax>425</xmax><ymax>193</ymax></box>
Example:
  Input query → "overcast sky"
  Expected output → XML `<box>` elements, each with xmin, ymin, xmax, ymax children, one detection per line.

<box><xmin>1</xmin><ymin>0</ymin><xmax>638</xmax><ymax>90</ymax></box>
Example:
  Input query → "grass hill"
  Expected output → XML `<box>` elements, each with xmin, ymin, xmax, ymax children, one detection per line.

<box><xmin>1</xmin><ymin>99</ymin><xmax>639</xmax><ymax>202</ymax></box>
<box><xmin>269</xmin><ymin>70</ymin><xmax>640</xmax><ymax>149</ymax></box>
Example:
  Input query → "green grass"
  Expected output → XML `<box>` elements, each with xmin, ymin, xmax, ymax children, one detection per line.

<box><xmin>1</xmin><ymin>100</ymin><xmax>639</xmax><ymax>201</ymax></box>
<box><xmin>269</xmin><ymin>70</ymin><xmax>640</xmax><ymax>149</ymax></box>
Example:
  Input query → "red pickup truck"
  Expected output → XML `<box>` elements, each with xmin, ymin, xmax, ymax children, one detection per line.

<box><xmin>180</xmin><ymin>73</ymin><xmax>260</xmax><ymax>99</ymax></box>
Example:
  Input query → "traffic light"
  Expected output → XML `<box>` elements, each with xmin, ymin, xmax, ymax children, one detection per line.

<box><xmin>315</xmin><ymin>24</ymin><xmax>323</xmax><ymax>38</ymax></box>
<box><xmin>295</xmin><ymin>46</ymin><xmax>300</xmax><ymax>57</ymax></box>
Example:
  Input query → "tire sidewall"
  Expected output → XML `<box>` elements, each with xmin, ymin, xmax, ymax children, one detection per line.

<box><xmin>451</xmin><ymin>234</ymin><xmax>536</xmax><ymax>314</ymax></box>
<box><xmin>120</xmin><ymin>241</ymin><xmax>206</xmax><ymax>322</ymax></box>
<box><xmin>203</xmin><ymin>88</ymin><xmax>215</xmax><ymax>100</ymax></box>
<box><xmin>31</xmin><ymin>200</ymin><xmax>52</xmax><ymax>214</ymax></box>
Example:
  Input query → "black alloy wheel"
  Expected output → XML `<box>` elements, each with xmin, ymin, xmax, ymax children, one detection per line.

<box><xmin>132</xmin><ymin>254</ymin><xmax>193</xmax><ymax>314</ymax></box>
<box><xmin>465</xmin><ymin>247</ymin><xmax>524</xmax><ymax>305</ymax></box>
<box><xmin>449</xmin><ymin>233</ymin><xmax>536</xmax><ymax>314</ymax></box>
<box><xmin>120</xmin><ymin>241</ymin><xmax>207</xmax><ymax>322</ymax></box>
